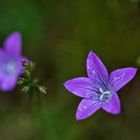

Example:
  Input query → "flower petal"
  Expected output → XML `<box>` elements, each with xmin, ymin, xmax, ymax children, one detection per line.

<box><xmin>4</xmin><ymin>32</ymin><xmax>22</xmax><ymax>57</ymax></box>
<box><xmin>0</xmin><ymin>49</ymin><xmax>7</xmax><ymax>60</ymax></box>
<box><xmin>86</xmin><ymin>51</ymin><xmax>109</xmax><ymax>82</ymax></box>
<box><xmin>102</xmin><ymin>93</ymin><xmax>120</xmax><ymax>114</ymax></box>
<box><xmin>110</xmin><ymin>68</ymin><xmax>137</xmax><ymax>91</ymax></box>
<box><xmin>76</xmin><ymin>99</ymin><xmax>101</xmax><ymax>120</ymax></box>
<box><xmin>0</xmin><ymin>76</ymin><xmax>17</xmax><ymax>91</ymax></box>
<box><xmin>0</xmin><ymin>49</ymin><xmax>15</xmax><ymax>79</ymax></box>
<box><xmin>64</xmin><ymin>77</ymin><xmax>99</xmax><ymax>99</ymax></box>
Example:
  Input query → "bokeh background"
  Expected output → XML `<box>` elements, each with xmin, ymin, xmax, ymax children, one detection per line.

<box><xmin>0</xmin><ymin>0</ymin><xmax>140</xmax><ymax>140</ymax></box>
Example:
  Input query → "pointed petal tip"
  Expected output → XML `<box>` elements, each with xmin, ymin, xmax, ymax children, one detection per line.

<box><xmin>102</xmin><ymin>107</ymin><xmax>121</xmax><ymax>115</ymax></box>
<box><xmin>9</xmin><ymin>32</ymin><xmax>21</xmax><ymax>39</ymax></box>
<box><xmin>75</xmin><ymin>109</ymin><xmax>97</xmax><ymax>121</ymax></box>
<box><xmin>63</xmin><ymin>80</ymin><xmax>69</xmax><ymax>88</ymax></box>
<box><xmin>132</xmin><ymin>67</ymin><xmax>138</xmax><ymax>74</ymax></box>
<box><xmin>109</xmin><ymin>110</ymin><xmax>121</xmax><ymax>115</ymax></box>
<box><xmin>11</xmin><ymin>31</ymin><xmax>21</xmax><ymax>36</ymax></box>
<box><xmin>76</xmin><ymin>116</ymin><xmax>83</xmax><ymax>121</ymax></box>
<box><xmin>88</xmin><ymin>50</ymin><xmax>96</xmax><ymax>56</ymax></box>
<box><xmin>76</xmin><ymin>112</ymin><xmax>87</xmax><ymax>121</ymax></box>
<box><xmin>127</xmin><ymin>67</ymin><xmax>138</xmax><ymax>78</ymax></box>
<box><xmin>4</xmin><ymin>31</ymin><xmax>22</xmax><ymax>56</ymax></box>
<box><xmin>105</xmin><ymin>106</ymin><xmax>121</xmax><ymax>115</ymax></box>
<box><xmin>89</xmin><ymin>50</ymin><xmax>93</xmax><ymax>53</ymax></box>
<box><xmin>132</xmin><ymin>68</ymin><xmax>137</xmax><ymax>77</ymax></box>
<box><xmin>128</xmin><ymin>67</ymin><xmax>137</xmax><ymax>71</ymax></box>
<box><xmin>104</xmin><ymin>110</ymin><xmax>121</xmax><ymax>115</ymax></box>
<box><xmin>63</xmin><ymin>80</ymin><xmax>73</xmax><ymax>92</ymax></box>
<box><xmin>0</xmin><ymin>77</ymin><xmax>17</xmax><ymax>91</ymax></box>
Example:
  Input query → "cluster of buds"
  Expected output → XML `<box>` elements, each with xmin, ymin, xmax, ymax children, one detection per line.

<box><xmin>17</xmin><ymin>61</ymin><xmax>47</xmax><ymax>95</ymax></box>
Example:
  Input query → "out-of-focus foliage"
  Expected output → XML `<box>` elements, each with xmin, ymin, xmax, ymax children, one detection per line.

<box><xmin>0</xmin><ymin>0</ymin><xmax>140</xmax><ymax>140</ymax></box>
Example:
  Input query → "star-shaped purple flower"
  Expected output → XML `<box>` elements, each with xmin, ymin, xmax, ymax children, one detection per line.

<box><xmin>64</xmin><ymin>51</ymin><xmax>137</xmax><ymax>120</ymax></box>
<box><xmin>0</xmin><ymin>32</ymin><xmax>29</xmax><ymax>91</ymax></box>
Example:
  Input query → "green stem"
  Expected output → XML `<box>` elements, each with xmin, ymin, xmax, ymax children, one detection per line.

<box><xmin>36</xmin><ymin>91</ymin><xmax>41</xmax><ymax>111</ymax></box>
<box><xmin>27</xmin><ymin>87</ymin><xmax>33</xmax><ymax>110</ymax></box>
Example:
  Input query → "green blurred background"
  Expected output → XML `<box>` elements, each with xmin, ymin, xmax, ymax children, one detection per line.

<box><xmin>0</xmin><ymin>0</ymin><xmax>140</xmax><ymax>140</ymax></box>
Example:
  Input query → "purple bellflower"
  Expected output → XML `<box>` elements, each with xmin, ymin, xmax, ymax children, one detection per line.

<box><xmin>0</xmin><ymin>32</ymin><xmax>29</xmax><ymax>91</ymax></box>
<box><xmin>64</xmin><ymin>51</ymin><xmax>137</xmax><ymax>120</ymax></box>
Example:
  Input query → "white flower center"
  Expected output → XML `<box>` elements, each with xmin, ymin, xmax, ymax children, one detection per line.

<box><xmin>99</xmin><ymin>88</ymin><xmax>112</xmax><ymax>102</ymax></box>
<box><xmin>3</xmin><ymin>60</ymin><xmax>17</xmax><ymax>75</ymax></box>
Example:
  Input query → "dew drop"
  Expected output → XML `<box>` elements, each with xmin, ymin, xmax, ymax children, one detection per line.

<box><xmin>83</xmin><ymin>106</ymin><xmax>87</xmax><ymax>109</ymax></box>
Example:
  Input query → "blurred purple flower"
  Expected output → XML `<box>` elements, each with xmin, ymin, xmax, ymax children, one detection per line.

<box><xmin>0</xmin><ymin>32</ymin><xmax>29</xmax><ymax>91</ymax></box>
<box><xmin>64</xmin><ymin>51</ymin><xmax>137</xmax><ymax>120</ymax></box>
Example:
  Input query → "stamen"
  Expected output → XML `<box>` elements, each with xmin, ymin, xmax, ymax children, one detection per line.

<box><xmin>99</xmin><ymin>89</ymin><xmax>112</xmax><ymax>102</ymax></box>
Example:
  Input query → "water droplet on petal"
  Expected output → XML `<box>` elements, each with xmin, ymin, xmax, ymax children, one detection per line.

<box><xmin>92</xmin><ymin>70</ymin><xmax>95</xmax><ymax>74</ymax></box>
<box><xmin>83</xmin><ymin>106</ymin><xmax>87</xmax><ymax>109</ymax></box>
